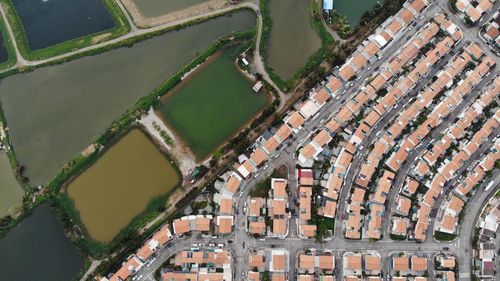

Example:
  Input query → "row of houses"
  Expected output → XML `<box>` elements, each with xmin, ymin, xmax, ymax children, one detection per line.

<box><xmin>101</xmin><ymin>225</ymin><xmax>173</xmax><ymax>281</ymax></box>
<box><xmin>338</xmin><ymin>14</ymin><xmax>466</xmax><ymax>240</ymax></box>
<box><xmin>455</xmin><ymin>0</ymin><xmax>495</xmax><ymax>23</ymax></box>
<box><xmin>161</xmin><ymin>247</ymin><xmax>232</xmax><ymax>281</ymax></box>
<box><xmin>343</xmin><ymin>251</ymin><xmax>382</xmax><ymax>280</ymax></box>
<box><xmin>298</xmin><ymin>249</ymin><xmax>336</xmax><ymax>280</ymax></box>
<box><xmin>247</xmin><ymin>248</ymin><xmax>290</xmax><ymax>281</ymax></box>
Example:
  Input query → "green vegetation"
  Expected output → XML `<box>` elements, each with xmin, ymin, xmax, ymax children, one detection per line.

<box><xmin>390</xmin><ymin>234</ymin><xmax>406</xmax><ymax>240</ymax></box>
<box><xmin>434</xmin><ymin>231</ymin><xmax>457</xmax><ymax>241</ymax></box>
<box><xmin>158</xmin><ymin>44</ymin><xmax>269</xmax><ymax>159</ymax></box>
<box><xmin>0</xmin><ymin>0</ymin><xmax>130</xmax><ymax>60</ymax></box>
<box><xmin>0</xmin><ymin>18</ymin><xmax>16</xmax><ymax>69</ymax></box>
<box><xmin>260</xmin><ymin>0</ymin><xmax>334</xmax><ymax>91</ymax></box>
<box><xmin>249</xmin><ymin>177</ymin><xmax>272</xmax><ymax>198</ymax></box>
<box><xmin>152</xmin><ymin>121</ymin><xmax>174</xmax><ymax>146</ymax></box>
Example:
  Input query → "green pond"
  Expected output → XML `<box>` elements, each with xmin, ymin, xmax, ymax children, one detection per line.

<box><xmin>0</xmin><ymin>204</ymin><xmax>83</xmax><ymax>281</ymax></box>
<box><xmin>158</xmin><ymin>46</ymin><xmax>269</xmax><ymax>159</ymax></box>
<box><xmin>132</xmin><ymin>0</ymin><xmax>209</xmax><ymax>18</ymax></box>
<box><xmin>266</xmin><ymin>0</ymin><xmax>322</xmax><ymax>80</ymax></box>
<box><xmin>0</xmin><ymin>10</ymin><xmax>255</xmax><ymax>186</ymax></box>
<box><xmin>0</xmin><ymin>151</ymin><xmax>24</xmax><ymax>217</ymax></box>
<box><xmin>334</xmin><ymin>0</ymin><xmax>380</xmax><ymax>26</ymax></box>
<box><xmin>67</xmin><ymin>129</ymin><xmax>180</xmax><ymax>242</ymax></box>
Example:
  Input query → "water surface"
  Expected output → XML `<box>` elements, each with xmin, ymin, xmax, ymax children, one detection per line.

<box><xmin>11</xmin><ymin>0</ymin><xmax>115</xmax><ymax>50</ymax></box>
<box><xmin>0</xmin><ymin>204</ymin><xmax>83</xmax><ymax>281</ymax></box>
<box><xmin>0</xmin><ymin>11</ymin><xmax>256</xmax><ymax>186</ymax></box>
<box><xmin>334</xmin><ymin>0</ymin><xmax>380</xmax><ymax>26</ymax></box>
<box><xmin>266</xmin><ymin>0</ymin><xmax>321</xmax><ymax>80</ymax></box>
<box><xmin>158</xmin><ymin>46</ymin><xmax>268</xmax><ymax>159</ymax></box>
<box><xmin>67</xmin><ymin>129</ymin><xmax>180</xmax><ymax>242</ymax></box>
<box><xmin>0</xmin><ymin>151</ymin><xmax>24</xmax><ymax>217</ymax></box>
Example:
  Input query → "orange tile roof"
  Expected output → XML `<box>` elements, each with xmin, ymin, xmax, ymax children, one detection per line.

<box><xmin>275</xmin><ymin>124</ymin><xmax>292</xmax><ymax>142</ymax></box>
<box><xmin>347</xmin><ymin>254</ymin><xmax>362</xmax><ymax>270</ymax></box>
<box><xmin>273</xmin><ymin>254</ymin><xmax>286</xmax><ymax>271</ymax></box>
<box><xmin>311</xmin><ymin>88</ymin><xmax>331</xmax><ymax>105</ymax></box>
<box><xmin>339</xmin><ymin>64</ymin><xmax>356</xmax><ymax>81</ymax></box>
<box><xmin>248</xmin><ymin>197</ymin><xmax>265</xmax><ymax>217</ymax></box>
<box><xmin>224</xmin><ymin>174</ymin><xmax>241</xmax><ymax>194</ymax></box>
<box><xmin>173</xmin><ymin>219</ymin><xmax>190</xmax><ymax>234</ymax></box>
<box><xmin>326</xmin><ymin>77</ymin><xmax>343</xmax><ymax>94</ymax></box>
<box><xmin>250</xmin><ymin>148</ymin><xmax>268</xmax><ymax>167</ymax></box>
<box><xmin>219</xmin><ymin>197</ymin><xmax>233</xmax><ymax>214</ymax></box>
<box><xmin>299</xmin><ymin>224</ymin><xmax>316</xmax><ymax>237</ymax></box>
<box><xmin>365</xmin><ymin>255</ymin><xmax>382</xmax><ymax>271</ymax></box>
<box><xmin>272</xmin><ymin>219</ymin><xmax>287</xmax><ymax>234</ymax></box>
<box><xmin>249</xmin><ymin>221</ymin><xmax>266</xmax><ymax>234</ymax></box>
<box><xmin>249</xmin><ymin>254</ymin><xmax>265</xmax><ymax>268</ymax></box>
<box><xmin>393</xmin><ymin>256</ymin><xmax>409</xmax><ymax>271</ymax></box>
<box><xmin>411</xmin><ymin>257</ymin><xmax>428</xmax><ymax>271</ymax></box>
<box><xmin>286</xmin><ymin>111</ymin><xmax>306</xmax><ymax>129</ymax></box>
<box><xmin>195</xmin><ymin>217</ymin><xmax>211</xmax><ymax>232</ymax></box>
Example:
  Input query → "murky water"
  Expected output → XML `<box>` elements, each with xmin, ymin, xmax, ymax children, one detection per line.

<box><xmin>11</xmin><ymin>0</ymin><xmax>115</xmax><ymax>50</ymax></box>
<box><xmin>0</xmin><ymin>151</ymin><xmax>24</xmax><ymax>217</ymax></box>
<box><xmin>0</xmin><ymin>10</ymin><xmax>255</xmax><ymax>186</ymax></box>
<box><xmin>0</xmin><ymin>204</ymin><xmax>83</xmax><ymax>281</ymax></box>
<box><xmin>67</xmin><ymin>129</ymin><xmax>180</xmax><ymax>242</ymax></box>
<box><xmin>334</xmin><ymin>0</ymin><xmax>380</xmax><ymax>26</ymax></box>
<box><xmin>266</xmin><ymin>0</ymin><xmax>321</xmax><ymax>80</ymax></box>
<box><xmin>158</xmin><ymin>46</ymin><xmax>268</xmax><ymax>159</ymax></box>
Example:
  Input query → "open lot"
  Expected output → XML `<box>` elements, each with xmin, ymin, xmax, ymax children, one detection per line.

<box><xmin>158</xmin><ymin>45</ymin><xmax>269</xmax><ymax>159</ymax></box>
<box><xmin>130</xmin><ymin>0</ymin><xmax>209</xmax><ymax>18</ymax></box>
<box><xmin>0</xmin><ymin>10</ymin><xmax>256</xmax><ymax>186</ymax></box>
<box><xmin>67</xmin><ymin>129</ymin><xmax>180</xmax><ymax>242</ymax></box>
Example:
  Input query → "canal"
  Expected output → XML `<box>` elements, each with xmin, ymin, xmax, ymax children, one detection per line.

<box><xmin>266</xmin><ymin>0</ymin><xmax>321</xmax><ymax>81</ymax></box>
<box><xmin>67</xmin><ymin>129</ymin><xmax>180</xmax><ymax>242</ymax></box>
<box><xmin>0</xmin><ymin>10</ymin><xmax>256</xmax><ymax>186</ymax></box>
<box><xmin>158</xmin><ymin>45</ymin><xmax>269</xmax><ymax>160</ymax></box>
<box><xmin>10</xmin><ymin>0</ymin><xmax>115</xmax><ymax>50</ymax></box>
<box><xmin>0</xmin><ymin>204</ymin><xmax>83</xmax><ymax>281</ymax></box>
<box><xmin>334</xmin><ymin>0</ymin><xmax>380</xmax><ymax>26</ymax></box>
<box><xmin>0</xmin><ymin>151</ymin><xmax>24</xmax><ymax>218</ymax></box>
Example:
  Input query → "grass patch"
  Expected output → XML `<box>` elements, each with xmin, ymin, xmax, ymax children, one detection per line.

<box><xmin>0</xmin><ymin>17</ymin><xmax>16</xmax><ymax>70</ymax></box>
<box><xmin>390</xmin><ymin>234</ymin><xmax>406</xmax><ymax>240</ymax></box>
<box><xmin>434</xmin><ymin>231</ymin><xmax>457</xmax><ymax>241</ymax></box>
<box><xmin>0</xmin><ymin>0</ymin><xmax>130</xmax><ymax>60</ymax></box>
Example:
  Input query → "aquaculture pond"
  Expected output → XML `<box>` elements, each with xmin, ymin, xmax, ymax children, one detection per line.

<box><xmin>0</xmin><ymin>151</ymin><xmax>24</xmax><ymax>217</ymax></box>
<box><xmin>266</xmin><ymin>0</ymin><xmax>321</xmax><ymax>80</ymax></box>
<box><xmin>158</xmin><ymin>45</ymin><xmax>269</xmax><ymax>159</ymax></box>
<box><xmin>9</xmin><ymin>0</ymin><xmax>115</xmax><ymax>50</ymax></box>
<box><xmin>131</xmin><ymin>0</ymin><xmax>209</xmax><ymax>18</ymax></box>
<box><xmin>67</xmin><ymin>129</ymin><xmax>180</xmax><ymax>242</ymax></box>
<box><xmin>0</xmin><ymin>204</ymin><xmax>83</xmax><ymax>281</ymax></box>
<box><xmin>0</xmin><ymin>10</ymin><xmax>256</xmax><ymax>186</ymax></box>
<box><xmin>334</xmin><ymin>0</ymin><xmax>380</xmax><ymax>26</ymax></box>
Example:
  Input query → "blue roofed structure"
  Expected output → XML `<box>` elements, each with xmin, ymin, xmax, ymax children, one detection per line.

<box><xmin>323</xmin><ymin>0</ymin><xmax>333</xmax><ymax>10</ymax></box>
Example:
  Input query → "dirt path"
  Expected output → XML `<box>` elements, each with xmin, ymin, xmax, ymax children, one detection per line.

<box><xmin>138</xmin><ymin>108</ymin><xmax>196</xmax><ymax>175</ymax></box>
<box><xmin>120</xmin><ymin>0</ymin><xmax>232</xmax><ymax>28</ymax></box>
